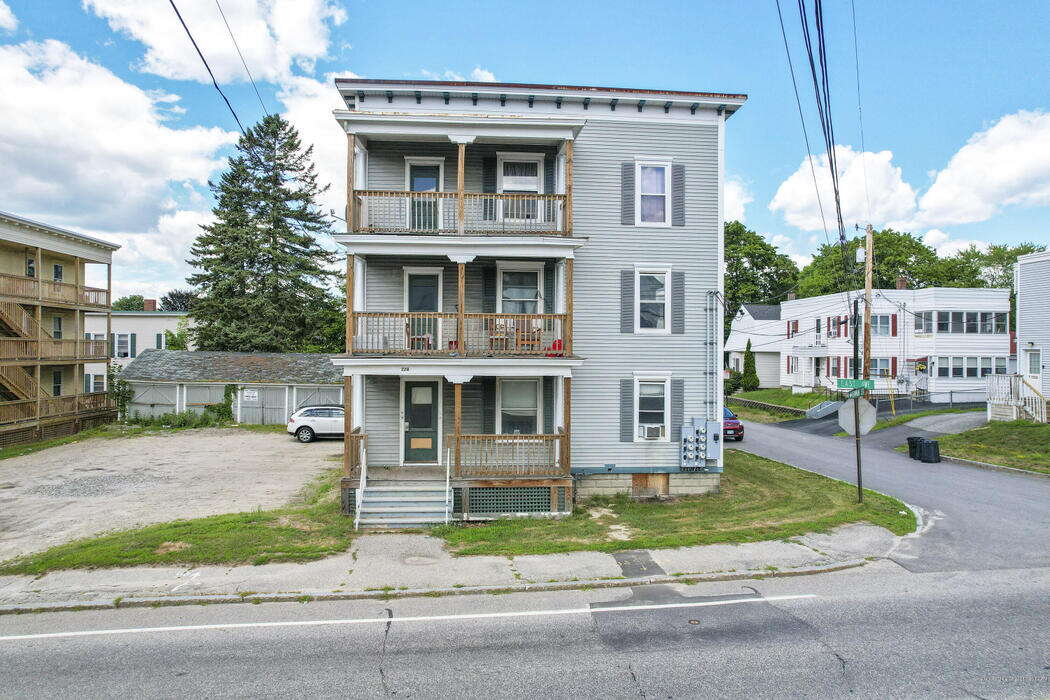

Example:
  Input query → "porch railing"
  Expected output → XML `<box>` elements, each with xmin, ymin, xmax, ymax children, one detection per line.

<box><xmin>450</xmin><ymin>433</ymin><xmax>566</xmax><ymax>477</ymax></box>
<box><xmin>353</xmin><ymin>190</ymin><xmax>568</xmax><ymax>235</ymax></box>
<box><xmin>0</xmin><ymin>272</ymin><xmax>109</xmax><ymax>307</ymax></box>
<box><xmin>988</xmin><ymin>374</ymin><xmax>1048</xmax><ymax>423</ymax></box>
<box><xmin>0</xmin><ymin>392</ymin><xmax>114</xmax><ymax>426</ymax></box>
<box><xmin>345</xmin><ymin>431</ymin><xmax>368</xmax><ymax>477</ymax></box>
<box><xmin>351</xmin><ymin>312</ymin><xmax>567</xmax><ymax>356</ymax></box>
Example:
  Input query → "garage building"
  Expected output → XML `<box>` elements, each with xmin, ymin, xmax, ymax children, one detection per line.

<box><xmin>121</xmin><ymin>350</ymin><xmax>342</xmax><ymax>424</ymax></box>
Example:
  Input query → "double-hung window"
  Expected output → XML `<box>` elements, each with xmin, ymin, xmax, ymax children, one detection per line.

<box><xmin>915</xmin><ymin>311</ymin><xmax>933</xmax><ymax>333</ymax></box>
<box><xmin>51</xmin><ymin>369</ymin><xmax>62</xmax><ymax>396</ymax></box>
<box><xmin>872</xmin><ymin>315</ymin><xmax>891</xmax><ymax>336</ymax></box>
<box><xmin>51</xmin><ymin>316</ymin><xmax>62</xmax><ymax>340</ymax></box>
<box><xmin>25</xmin><ymin>258</ymin><xmax>35</xmax><ymax>278</ymax></box>
<box><xmin>937</xmin><ymin>311</ymin><xmax>950</xmax><ymax>333</ymax></box>
<box><xmin>1028</xmin><ymin>350</ymin><xmax>1042</xmax><ymax>375</ymax></box>
<box><xmin>497</xmin><ymin>263</ymin><xmax>543</xmax><ymax>314</ymax></box>
<box><xmin>635</xmin><ymin>377</ymin><xmax>670</xmax><ymax>441</ymax></box>
<box><xmin>950</xmin><ymin>312</ymin><xmax>964</xmax><ymax>333</ymax></box>
<box><xmin>965</xmin><ymin>356</ymin><xmax>979</xmax><ymax>377</ymax></box>
<box><xmin>635</xmin><ymin>161</ymin><xmax>671</xmax><ymax>227</ymax></box>
<box><xmin>994</xmin><ymin>312</ymin><xmax>1008</xmax><ymax>333</ymax></box>
<box><xmin>115</xmin><ymin>333</ymin><xmax>130</xmax><ymax>358</ymax></box>
<box><xmin>951</xmin><ymin>357</ymin><xmax>964</xmax><ymax>378</ymax></box>
<box><xmin>498</xmin><ymin>379</ymin><xmax>541</xmax><ymax>434</ymax></box>
<box><xmin>995</xmin><ymin>357</ymin><xmax>1007</xmax><ymax>374</ymax></box>
<box><xmin>53</xmin><ymin>264</ymin><xmax>63</xmax><ymax>282</ymax></box>
<box><xmin>635</xmin><ymin>269</ymin><xmax>670</xmax><ymax>333</ymax></box>
<box><xmin>497</xmin><ymin>153</ymin><xmax>543</xmax><ymax>221</ymax></box>
<box><xmin>937</xmin><ymin>356</ymin><xmax>950</xmax><ymax>378</ymax></box>
<box><xmin>964</xmin><ymin>312</ymin><xmax>979</xmax><ymax>333</ymax></box>
<box><xmin>870</xmin><ymin>358</ymin><xmax>890</xmax><ymax>377</ymax></box>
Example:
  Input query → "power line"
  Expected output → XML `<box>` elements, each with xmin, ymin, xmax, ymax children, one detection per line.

<box><xmin>850</xmin><ymin>0</ymin><xmax>872</xmax><ymax>221</ymax></box>
<box><xmin>214</xmin><ymin>0</ymin><xmax>270</xmax><ymax>116</ymax></box>
<box><xmin>168</xmin><ymin>0</ymin><xmax>245</xmax><ymax>135</ymax></box>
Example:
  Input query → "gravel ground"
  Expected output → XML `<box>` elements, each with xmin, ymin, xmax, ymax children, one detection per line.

<box><xmin>0</xmin><ymin>428</ymin><xmax>338</xmax><ymax>561</ymax></box>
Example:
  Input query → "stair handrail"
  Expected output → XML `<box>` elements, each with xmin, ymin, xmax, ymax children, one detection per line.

<box><xmin>354</xmin><ymin>438</ymin><xmax>367</xmax><ymax>530</ymax></box>
<box><xmin>1019</xmin><ymin>377</ymin><xmax>1048</xmax><ymax>423</ymax></box>
<box><xmin>444</xmin><ymin>447</ymin><xmax>452</xmax><ymax>524</ymax></box>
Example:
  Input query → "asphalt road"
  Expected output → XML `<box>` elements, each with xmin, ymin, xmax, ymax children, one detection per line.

<box><xmin>739</xmin><ymin>421</ymin><xmax>1050</xmax><ymax>573</ymax></box>
<box><xmin>1</xmin><ymin>565</ymin><xmax>1048</xmax><ymax>699</ymax></box>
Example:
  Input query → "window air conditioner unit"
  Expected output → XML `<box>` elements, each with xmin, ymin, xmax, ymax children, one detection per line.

<box><xmin>643</xmin><ymin>425</ymin><xmax>663</xmax><ymax>440</ymax></box>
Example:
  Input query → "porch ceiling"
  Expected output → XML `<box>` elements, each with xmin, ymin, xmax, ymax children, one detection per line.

<box><xmin>332</xmin><ymin>234</ymin><xmax>586</xmax><ymax>260</ymax></box>
<box><xmin>330</xmin><ymin>355</ymin><xmax>584</xmax><ymax>380</ymax></box>
<box><xmin>333</xmin><ymin>111</ymin><xmax>584</xmax><ymax>143</ymax></box>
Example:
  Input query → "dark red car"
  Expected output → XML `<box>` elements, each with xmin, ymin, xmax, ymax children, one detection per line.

<box><xmin>723</xmin><ymin>406</ymin><xmax>744</xmax><ymax>441</ymax></box>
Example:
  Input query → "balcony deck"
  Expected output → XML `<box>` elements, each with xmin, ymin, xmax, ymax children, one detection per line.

<box><xmin>350</xmin><ymin>312</ymin><xmax>568</xmax><ymax>357</ymax></box>
<box><xmin>0</xmin><ymin>272</ymin><xmax>110</xmax><ymax>308</ymax></box>
<box><xmin>0</xmin><ymin>338</ymin><xmax>109</xmax><ymax>362</ymax></box>
<box><xmin>0</xmin><ymin>392</ymin><xmax>114</xmax><ymax>427</ymax></box>
<box><xmin>352</xmin><ymin>190</ymin><xmax>568</xmax><ymax>236</ymax></box>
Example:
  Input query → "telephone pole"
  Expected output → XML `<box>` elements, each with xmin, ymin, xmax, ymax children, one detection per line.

<box><xmin>862</xmin><ymin>223</ymin><xmax>874</xmax><ymax>385</ymax></box>
<box><xmin>852</xmin><ymin>296</ymin><xmax>863</xmax><ymax>503</ymax></box>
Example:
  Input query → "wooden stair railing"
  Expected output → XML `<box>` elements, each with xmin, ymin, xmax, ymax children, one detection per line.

<box><xmin>0</xmin><ymin>301</ymin><xmax>44</xmax><ymax>339</ymax></box>
<box><xmin>0</xmin><ymin>365</ymin><xmax>45</xmax><ymax>401</ymax></box>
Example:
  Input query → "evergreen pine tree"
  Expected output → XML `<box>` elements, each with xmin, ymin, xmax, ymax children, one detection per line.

<box><xmin>741</xmin><ymin>339</ymin><xmax>760</xmax><ymax>392</ymax></box>
<box><xmin>187</xmin><ymin>115</ymin><xmax>340</xmax><ymax>352</ymax></box>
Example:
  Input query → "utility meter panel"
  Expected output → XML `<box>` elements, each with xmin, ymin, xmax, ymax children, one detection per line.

<box><xmin>679</xmin><ymin>417</ymin><xmax>723</xmax><ymax>473</ymax></box>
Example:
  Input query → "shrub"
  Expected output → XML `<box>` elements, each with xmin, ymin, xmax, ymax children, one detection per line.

<box><xmin>724</xmin><ymin>369</ymin><xmax>743</xmax><ymax>396</ymax></box>
<box><xmin>741</xmin><ymin>339</ymin><xmax>760</xmax><ymax>392</ymax></box>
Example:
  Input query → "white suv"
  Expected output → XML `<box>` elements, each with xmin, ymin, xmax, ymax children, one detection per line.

<box><xmin>287</xmin><ymin>405</ymin><xmax>345</xmax><ymax>443</ymax></box>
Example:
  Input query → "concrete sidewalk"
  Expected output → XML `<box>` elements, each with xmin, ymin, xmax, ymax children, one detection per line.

<box><xmin>0</xmin><ymin>523</ymin><xmax>901</xmax><ymax>609</ymax></box>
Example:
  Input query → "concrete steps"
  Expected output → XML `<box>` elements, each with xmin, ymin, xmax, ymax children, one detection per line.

<box><xmin>357</xmin><ymin>484</ymin><xmax>450</xmax><ymax>529</ymax></box>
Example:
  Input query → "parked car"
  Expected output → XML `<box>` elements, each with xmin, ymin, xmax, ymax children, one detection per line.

<box><xmin>287</xmin><ymin>405</ymin><xmax>345</xmax><ymax>443</ymax></box>
<box><xmin>723</xmin><ymin>406</ymin><xmax>744</xmax><ymax>441</ymax></box>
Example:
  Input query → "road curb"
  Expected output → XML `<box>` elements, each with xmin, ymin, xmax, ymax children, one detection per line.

<box><xmin>938</xmin><ymin>454</ymin><xmax>1048</xmax><ymax>478</ymax></box>
<box><xmin>0</xmin><ymin>559</ymin><xmax>870</xmax><ymax>616</ymax></box>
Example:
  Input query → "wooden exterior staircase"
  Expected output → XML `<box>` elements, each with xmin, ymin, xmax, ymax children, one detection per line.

<box><xmin>0</xmin><ymin>301</ymin><xmax>44</xmax><ymax>340</ymax></box>
<box><xmin>0</xmin><ymin>365</ymin><xmax>46</xmax><ymax>401</ymax></box>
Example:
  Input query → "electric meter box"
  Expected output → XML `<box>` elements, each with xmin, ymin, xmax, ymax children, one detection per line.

<box><xmin>679</xmin><ymin>417</ymin><xmax>723</xmax><ymax>473</ymax></box>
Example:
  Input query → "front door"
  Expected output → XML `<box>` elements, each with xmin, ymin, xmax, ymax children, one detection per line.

<box><xmin>404</xmin><ymin>381</ymin><xmax>439</xmax><ymax>463</ymax></box>
<box><xmin>409</xmin><ymin>164</ymin><xmax>441</xmax><ymax>230</ymax></box>
<box><xmin>406</xmin><ymin>273</ymin><xmax>440</xmax><ymax>350</ymax></box>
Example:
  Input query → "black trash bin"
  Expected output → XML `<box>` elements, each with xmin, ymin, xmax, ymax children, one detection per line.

<box><xmin>920</xmin><ymin>439</ymin><xmax>941</xmax><ymax>463</ymax></box>
<box><xmin>907</xmin><ymin>436</ymin><xmax>923</xmax><ymax>459</ymax></box>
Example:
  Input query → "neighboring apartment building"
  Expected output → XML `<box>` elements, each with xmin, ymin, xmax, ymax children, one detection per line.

<box><xmin>83</xmin><ymin>301</ymin><xmax>192</xmax><ymax>390</ymax></box>
<box><xmin>989</xmin><ymin>250</ymin><xmax>1050</xmax><ymax>422</ymax></box>
<box><xmin>330</xmin><ymin>78</ymin><xmax>744</xmax><ymax>523</ymax></box>
<box><xmin>725</xmin><ymin>304</ymin><xmax>782</xmax><ymax>388</ymax></box>
<box><xmin>0</xmin><ymin>211</ymin><xmax>118</xmax><ymax>446</ymax></box>
<box><xmin>727</xmin><ymin>284</ymin><xmax>1013</xmax><ymax>400</ymax></box>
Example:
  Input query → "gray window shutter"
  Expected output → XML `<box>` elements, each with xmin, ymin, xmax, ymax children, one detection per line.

<box><xmin>620</xmin><ymin>270</ymin><xmax>634</xmax><ymax>333</ymax></box>
<box><xmin>619</xmin><ymin>379</ymin><xmax>634</xmax><ymax>442</ymax></box>
<box><xmin>671</xmin><ymin>378</ymin><xmax>685</xmax><ymax>439</ymax></box>
<box><xmin>543</xmin><ymin>376</ymin><xmax>554</xmax><ymax>434</ymax></box>
<box><xmin>156</xmin><ymin>332</ymin><xmax>163</xmax><ymax>349</ymax></box>
<box><xmin>620</xmin><ymin>162</ymin><xmax>634</xmax><ymax>225</ymax></box>
<box><xmin>130</xmin><ymin>333</ymin><xmax>137</xmax><ymax>358</ymax></box>
<box><xmin>671</xmin><ymin>164</ymin><xmax>685</xmax><ymax>226</ymax></box>
<box><xmin>84</xmin><ymin>373</ymin><xmax>91</xmax><ymax>394</ymax></box>
<box><xmin>482</xmin><ymin>265</ymin><xmax>497</xmax><ymax>313</ymax></box>
<box><xmin>110</xmin><ymin>333</ymin><xmax>115</xmax><ymax>358</ymax></box>
<box><xmin>481</xmin><ymin>377</ymin><xmax>496</xmax><ymax>434</ymax></box>
<box><xmin>543</xmin><ymin>155</ymin><xmax>556</xmax><ymax>222</ymax></box>
<box><xmin>543</xmin><ymin>260</ymin><xmax>555</xmax><ymax>314</ymax></box>
<box><xmin>671</xmin><ymin>271</ymin><xmax>685</xmax><ymax>334</ymax></box>
<box><xmin>482</xmin><ymin>157</ymin><xmax>497</xmax><ymax>221</ymax></box>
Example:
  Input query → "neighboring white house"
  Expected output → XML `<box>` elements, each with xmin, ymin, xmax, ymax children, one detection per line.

<box><xmin>725</xmin><ymin>304</ymin><xmax>782</xmax><ymax>388</ymax></box>
<box><xmin>84</xmin><ymin>300</ymin><xmax>192</xmax><ymax>390</ymax></box>
<box><xmin>726</xmin><ymin>285</ymin><xmax>1013</xmax><ymax>401</ymax></box>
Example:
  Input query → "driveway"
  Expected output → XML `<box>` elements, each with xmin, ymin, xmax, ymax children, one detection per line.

<box><xmin>0</xmin><ymin>428</ymin><xmax>338</xmax><ymax>561</ymax></box>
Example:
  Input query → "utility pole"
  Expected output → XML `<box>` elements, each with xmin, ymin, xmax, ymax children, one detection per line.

<box><xmin>862</xmin><ymin>223</ymin><xmax>874</xmax><ymax>386</ymax></box>
<box><xmin>852</xmin><ymin>296</ymin><xmax>863</xmax><ymax>503</ymax></box>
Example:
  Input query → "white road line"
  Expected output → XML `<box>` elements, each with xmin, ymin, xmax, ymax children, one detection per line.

<box><xmin>0</xmin><ymin>594</ymin><xmax>818</xmax><ymax>642</ymax></box>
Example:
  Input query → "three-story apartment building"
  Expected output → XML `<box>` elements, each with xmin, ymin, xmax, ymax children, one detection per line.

<box><xmin>0</xmin><ymin>211</ymin><xmax>118</xmax><ymax>446</ymax></box>
<box><xmin>329</xmin><ymin>79</ymin><xmax>745</xmax><ymax>524</ymax></box>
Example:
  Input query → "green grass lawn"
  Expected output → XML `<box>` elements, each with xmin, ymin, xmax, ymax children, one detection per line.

<box><xmin>0</xmin><ymin>470</ymin><xmax>352</xmax><ymax>576</ymax></box>
<box><xmin>727</xmin><ymin>405</ymin><xmax>791</xmax><ymax>424</ymax></box>
<box><xmin>832</xmin><ymin>407</ymin><xmax>983</xmax><ymax>436</ymax></box>
<box><xmin>433</xmin><ymin>450</ymin><xmax>915</xmax><ymax>556</ymax></box>
<box><xmin>932</xmin><ymin>420</ymin><xmax>1050</xmax><ymax>475</ymax></box>
<box><xmin>732</xmin><ymin>388</ymin><xmax>831</xmax><ymax>410</ymax></box>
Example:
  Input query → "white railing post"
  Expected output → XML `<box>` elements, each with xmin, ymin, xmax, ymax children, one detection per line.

<box><xmin>354</xmin><ymin>439</ymin><xmax>367</xmax><ymax>530</ymax></box>
<box><xmin>445</xmin><ymin>447</ymin><xmax>452</xmax><ymax>524</ymax></box>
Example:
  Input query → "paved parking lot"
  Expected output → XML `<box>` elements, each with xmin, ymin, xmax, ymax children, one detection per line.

<box><xmin>0</xmin><ymin>428</ymin><xmax>338</xmax><ymax>561</ymax></box>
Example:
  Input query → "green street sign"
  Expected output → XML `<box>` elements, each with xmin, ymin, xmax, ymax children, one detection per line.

<box><xmin>837</xmin><ymin>378</ymin><xmax>875</xmax><ymax>390</ymax></box>
<box><xmin>844</xmin><ymin>388</ymin><xmax>865</xmax><ymax>399</ymax></box>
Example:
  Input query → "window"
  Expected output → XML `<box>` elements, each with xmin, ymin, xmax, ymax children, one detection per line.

<box><xmin>831</xmin><ymin>357</ymin><xmax>841</xmax><ymax>377</ymax></box>
<box><xmin>51</xmin><ymin>316</ymin><xmax>62</xmax><ymax>340</ymax></box>
<box><xmin>966</xmin><ymin>356</ymin><xmax>978</xmax><ymax>378</ymax></box>
<box><xmin>155</xmin><ymin>333</ymin><xmax>165</xmax><ymax>349</ymax></box>
<box><xmin>635</xmin><ymin>378</ymin><xmax>669</xmax><ymax>441</ymax></box>
<box><xmin>979</xmin><ymin>312</ymin><xmax>994</xmax><ymax>334</ymax></box>
<box><xmin>53</xmin><ymin>264</ymin><xmax>63</xmax><ymax>282</ymax></box>
<box><xmin>405</xmin><ymin>156</ymin><xmax>444</xmax><ymax>230</ymax></box>
<box><xmin>915</xmin><ymin>311</ymin><xmax>933</xmax><ymax>333</ymax></box>
<box><xmin>51</xmin><ymin>369</ymin><xmax>62</xmax><ymax>396</ymax></box>
<box><xmin>636</xmin><ymin>270</ymin><xmax>669</xmax><ymax>332</ymax></box>
<box><xmin>937</xmin><ymin>311</ymin><xmax>950</xmax><ymax>333</ymax></box>
<box><xmin>498</xmin><ymin>379</ymin><xmax>540</xmax><ymax>434</ymax></box>
<box><xmin>635</xmin><ymin>161</ymin><xmax>671</xmax><ymax>226</ymax></box>
<box><xmin>952</xmin><ymin>357</ymin><xmax>964</xmax><ymax>378</ymax></box>
<box><xmin>980</xmin><ymin>357</ymin><xmax>993</xmax><ymax>377</ymax></box>
<box><xmin>25</xmin><ymin>258</ymin><xmax>35</xmax><ymax>278</ymax></box>
<box><xmin>787</xmin><ymin>320</ymin><xmax>800</xmax><ymax>338</ymax></box>
<box><xmin>950</xmin><ymin>312</ymin><xmax>964</xmax><ymax>333</ymax></box>
<box><xmin>964</xmin><ymin>312</ymin><xmax>979</xmax><ymax>333</ymax></box>
<box><xmin>872</xmin><ymin>315</ymin><xmax>891</xmax><ymax>336</ymax></box>
<box><xmin>787</xmin><ymin>356</ymin><xmax>799</xmax><ymax>374</ymax></box>
<box><xmin>92</xmin><ymin>374</ymin><xmax>105</xmax><ymax>392</ymax></box>
<box><xmin>497</xmin><ymin>263</ymin><xmax>542</xmax><ymax>314</ymax></box>
<box><xmin>995</xmin><ymin>357</ymin><xmax>1007</xmax><ymax>375</ymax></box>
<box><xmin>497</xmin><ymin>152</ymin><xmax>544</xmax><ymax>221</ymax></box>
<box><xmin>994</xmin><ymin>312</ymin><xmax>1008</xmax><ymax>333</ymax></box>
<box><xmin>937</xmin><ymin>356</ymin><xmax>950</xmax><ymax>378</ymax></box>
<box><xmin>1029</xmin><ymin>350</ymin><xmax>1042</xmax><ymax>375</ymax></box>
<box><xmin>815</xmin><ymin>317</ymin><xmax>822</xmax><ymax>335</ymax></box>
<box><xmin>115</xmin><ymin>333</ymin><xmax>130</xmax><ymax>358</ymax></box>
<box><xmin>870</xmin><ymin>358</ymin><xmax>890</xmax><ymax>377</ymax></box>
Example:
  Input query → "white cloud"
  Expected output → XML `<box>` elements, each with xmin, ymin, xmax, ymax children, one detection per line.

<box><xmin>0</xmin><ymin>40</ymin><xmax>236</xmax><ymax>232</ymax></box>
<box><xmin>769</xmin><ymin>145</ymin><xmax>917</xmax><ymax>232</ymax></box>
<box><xmin>83</xmin><ymin>0</ymin><xmax>346</xmax><ymax>84</ymax></box>
<box><xmin>768</xmin><ymin>233</ymin><xmax>812</xmax><ymax>269</ymax></box>
<box><xmin>470</xmin><ymin>66</ymin><xmax>497</xmax><ymax>82</ymax></box>
<box><xmin>421</xmin><ymin>66</ymin><xmax>498</xmax><ymax>82</ymax></box>
<box><xmin>917</xmin><ymin>110</ymin><xmax>1050</xmax><ymax>226</ymax></box>
<box><xmin>922</xmin><ymin>228</ymin><xmax>989</xmax><ymax>257</ymax></box>
<box><xmin>724</xmin><ymin>178</ymin><xmax>752</xmax><ymax>222</ymax></box>
<box><xmin>0</xmin><ymin>1</ymin><xmax>17</xmax><ymax>31</ymax></box>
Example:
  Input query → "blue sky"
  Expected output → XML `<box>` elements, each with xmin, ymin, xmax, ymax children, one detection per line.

<box><xmin>1</xmin><ymin>0</ymin><xmax>1047</xmax><ymax>296</ymax></box>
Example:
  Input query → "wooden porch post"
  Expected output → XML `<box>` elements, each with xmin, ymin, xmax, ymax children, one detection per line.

<box><xmin>105</xmin><ymin>262</ymin><xmax>112</xmax><ymax>396</ymax></box>
<box><xmin>345</xmin><ymin>132</ymin><xmax>355</xmax><ymax>229</ymax></box>
<box><xmin>562</xmin><ymin>376</ymin><xmax>572</xmax><ymax>473</ymax></box>
<box><xmin>456</xmin><ymin>142</ymin><xmax>466</xmax><ymax>235</ymax></box>
<box><xmin>345</xmin><ymin>254</ymin><xmax>355</xmax><ymax>354</ymax></box>
<box><xmin>564</xmin><ymin>257</ymin><xmax>574</xmax><ymax>356</ymax></box>
<box><xmin>454</xmin><ymin>382</ymin><xmax>463</xmax><ymax>477</ymax></box>
<box><xmin>457</xmin><ymin>263</ymin><xmax>465</xmax><ymax>353</ymax></box>
<box><xmin>564</xmin><ymin>140</ymin><xmax>573</xmax><ymax>235</ymax></box>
